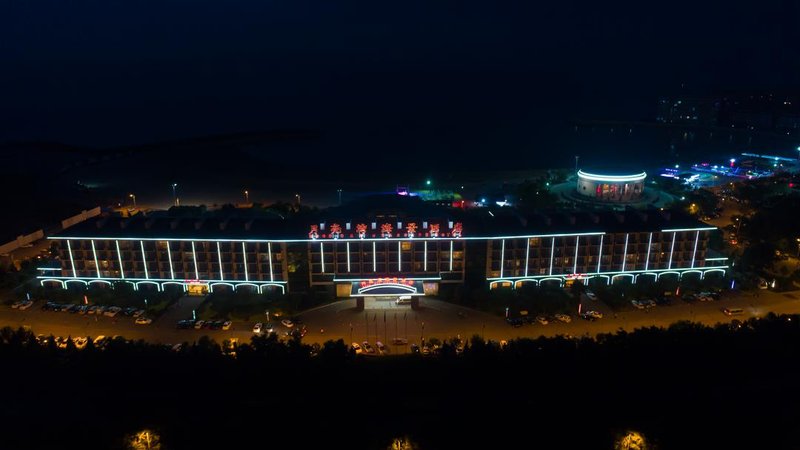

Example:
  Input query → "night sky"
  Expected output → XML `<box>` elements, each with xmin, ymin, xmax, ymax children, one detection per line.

<box><xmin>1</xmin><ymin>0</ymin><xmax>798</xmax><ymax>158</ymax></box>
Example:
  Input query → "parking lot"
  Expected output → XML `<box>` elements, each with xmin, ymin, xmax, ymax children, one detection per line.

<box><xmin>2</xmin><ymin>289</ymin><xmax>800</xmax><ymax>350</ymax></box>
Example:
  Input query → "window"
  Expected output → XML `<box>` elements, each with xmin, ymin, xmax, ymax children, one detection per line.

<box><xmin>401</xmin><ymin>242</ymin><xmax>412</xmax><ymax>251</ymax></box>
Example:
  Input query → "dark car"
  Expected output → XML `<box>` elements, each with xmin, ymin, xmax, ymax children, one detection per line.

<box><xmin>208</xmin><ymin>321</ymin><xmax>223</xmax><ymax>330</ymax></box>
<box><xmin>410</xmin><ymin>343</ymin><xmax>420</xmax><ymax>354</ymax></box>
<box><xmin>580</xmin><ymin>312</ymin><xmax>597</xmax><ymax>322</ymax></box>
<box><xmin>176</xmin><ymin>320</ymin><xmax>195</xmax><ymax>329</ymax></box>
<box><xmin>506</xmin><ymin>317</ymin><xmax>524</xmax><ymax>328</ymax></box>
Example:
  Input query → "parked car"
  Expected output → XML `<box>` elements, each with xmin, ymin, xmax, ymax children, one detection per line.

<box><xmin>135</xmin><ymin>317</ymin><xmax>153</xmax><ymax>325</ymax></box>
<box><xmin>281</xmin><ymin>319</ymin><xmax>294</xmax><ymax>328</ymax></box>
<box><xmin>506</xmin><ymin>317</ymin><xmax>524</xmax><ymax>328</ymax></box>
<box><xmin>580</xmin><ymin>312</ymin><xmax>597</xmax><ymax>322</ymax></box>
<box><xmin>584</xmin><ymin>290</ymin><xmax>598</xmax><ymax>301</ymax></box>
<box><xmin>104</xmin><ymin>306</ymin><xmax>122</xmax><ymax>317</ymax></box>
<box><xmin>252</xmin><ymin>322</ymin><xmax>263</xmax><ymax>334</ymax></box>
<box><xmin>535</xmin><ymin>315</ymin><xmax>549</xmax><ymax>325</ymax></box>
<box><xmin>10</xmin><ymin>300</ymin><xmax>22</xmax><ymax>309</ymax></box>
<box><xmin>87</xmin><ymin>305</ymin><xmax>98</xmax><ymax>315</ymax></box>
<box><xmin>554</xmin><ymin>313</ymin><xmax>572</xmax><ymax>323</ymax></box>
<box><xmin>631</xmin><ymin>300</ymin><xmax>646</xmax><ymax>310</ymax></box>
<box><xmin>18</xmin><ymin>300</ymin><xmax>34</xmax><ymax>310</ymax></box>
<box><xmin>194</xmin><ymin>320</ymin><xmax>205</xmax><ymax>330</ymax></box>
<box><xmin>122</xmin><ymin>307</ymin><xmax>137</xmax><ymax>316</ymax></box>
<box><xmin>176</xmin><ymin>320</ymin><xmax>195</xmax><ymax>329</ymax></box>
<box><xmin>410</xmin><ymin>343</ymin><xmax>420</xmax><ymax>354</ymax></box>
<box><xmin>92</xmin><ymin>335</ymin><xmax>107</xmax><ymax>346</ymax></box>
<box><xmin>376</xmin><ymin>341</ymin><xmax>386</xmax><ymax>354</ymax></box>
<box><xmin>222</xmin><ymin>321</ymin><xmax>232</xmax><ymax>331</ymax></box>
<box><xmin>73</xmin><ymin>337</ymin><xmax>88</xmax><ymax>349</ymax></box>
<box><xmin>132</xmin><ymin>309</ymin><xmax>146</xmax><ymax>318</ymax></box>
<box><xmin>586</xmin><ymin>310</ymin><xmax>603</xmax><ymax>319</ymax></box>
<box><xmin>362</xmin><ymin>341</ymin><xmax>375</xmax><ymax>354</ymax></box>
<box><xmin>391</xmin><ymin>337</ymin><xmax>408</xmax><ymax>345</ymax></box>
<box><xmin>351</xmin><ymin>342</ymin><xmax>363</xmax><ymax>354</ymax></box>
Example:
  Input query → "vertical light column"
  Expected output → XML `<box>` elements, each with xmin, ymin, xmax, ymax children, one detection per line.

<box><xmin>668</xmin><ymin>232</ymin><xmax>676</xmax><ymax>269</ymax></box>
<box><xmin>140</xmin><ymin>240</ymin><xmax>150</xmax><ymax>279</ymax></box>
<box><xmin>691</xmin><ymin>230</ymin><xmax>700</xmax><ymax>268</ymax></box>
<box><xmin>524</xmin><ymin>238</ymin><xmax>530</xmax><ymax>277</ymax></box>
<box><xmin>217</xmin><ymin>242</ymin><xmax>224</xmax><ymax>280</ymax></box>
<box><xmin>67</xmin><ymin>240</ymin><xmax>77</xmax><ymax>278</ymax></box>
<box><xmin>423</xmin><ymin>241</ymin><xmax>428</xmax><ymax>271</ymax></box>
<box><xmin>166</xmin><ymin>241</ymin><xmax>175</xmax><ymax>279</ymax></box>
<box><xmin>115</xmin><ymin>240</ymin><xmax>125</xmax><ymax>279</ymax></box>
<box><xmin>621</xmin><ymin>233</ymin><xmax>629</xmax><ymax>272</ymax></box>
<box><xmin>242</xmin><ymin>242</ymin><xmax>249</xmax><ymax>281</ymax></box>
<box><xmin>645</xmin><ymin>232</ymin><xmax>653</xmax><ymax>271</ymax></box>
<box><xmin>191</xmin><ymin>241</ymin><xmax>199</xmax><ymax>279</ymax></box>
<box><xmin>320</xmin><ymin>242</ymin><xmax>325</xmax><ymax>273</ymax></box>
<box><xmin>449</xmin><ymin>240</ymin><xmax>454</xmax><ymax>271</ymax></box>
<box><xmin>398</xmin><ymin>241</ymin><xmax>402</xmax><ymax>272</ymax></box>
<box><xmin>499</xmin><ymin>239</ymin><xmax>505</xmax><ymax>278</ymax></box>
<box><xmin>268</xmin><ymin>242</ymin><xmax>275</xmax><ymax>281</ymax></box>
<box><xmin>372</xmin><ymin>241</ymin><xmax>376</xmax><ymax>273</ymax></box>
<box><xmin>573</xmin><ymin>236</ymin><xmax>579</xmax><ymax>275</ymax></box>
<box><xmin>549</xmin><ymin>237</ymin><xmax>555</xmax><ymax>276</ymax></box>
<box><xmin>596</xmin><ymin>235</ymin><xmax>604</xmax><ymax>273</ymax></box>
<box><xmin>91</xmin><ymin>240</ymin><xmax>101</xmax><ymax>278</ymax></box>
<box><xmin>345</xmin><ymin>242</ymin><xmax>351</xmax><ymax>273</ymax></box>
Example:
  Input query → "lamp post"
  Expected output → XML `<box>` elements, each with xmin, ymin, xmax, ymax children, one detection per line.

<box><xmin>244</xmin><ymin>190</ymin><xmax>249</xmax><ymax>203</ymax></box>
<box><xmin>171</xmin><ymin>183</ymin><xmax>178</xmax><ymax>206</ymax></box>
<box><xmin>129</xmin><ymin>193</ymin><xmax>137</xmax><ymax>209</ymax></box>
<box><xmin>337</xmin><ymin>189</ymin><xmax>343</xmax><ymax>205</ymax></box>
<box><xmin>295</xmin><ymin>193</ymin><xmax>301</xmax><ymax>206</ymax></box>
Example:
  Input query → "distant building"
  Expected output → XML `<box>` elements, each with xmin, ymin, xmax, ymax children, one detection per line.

<box><xmin>576</xmin><ymin>170</ymin><xmax>647</xmax><ymax>203</ymax></box>
<box><xmin>657</xmin><ymin>97</ymin><xmax>720</xmax><ymax>126</ymax></box>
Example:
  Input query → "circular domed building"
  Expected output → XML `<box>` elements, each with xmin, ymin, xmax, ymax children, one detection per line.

<box><xmin>576</xmin><ymin>169</ymin><xmax>647</xmax><ymax>203</ymax></box>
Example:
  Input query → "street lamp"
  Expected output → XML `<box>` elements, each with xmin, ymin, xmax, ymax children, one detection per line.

<box><xmin>244</xmin><ymin>190</ymin><xmax>249</xmax><ymax>203</ymax></box>
<box><xmin>129</xmin><ymin>193</ymin><xmax>137</xmax><ymax>209</ymax></box>
<box><xmin>295</xmin><ymin>193</ymin><xmax>301</xmax><ymax>205</ymax></box>
<box><xmin>171</xmin><ymin>183</ymin><xmax>178</xmax><ymax>206</ymax></box>
<box><xmin>337</xmin><ymin>188</ymin><xmax>343</xmax><ymax>205</ymax></box>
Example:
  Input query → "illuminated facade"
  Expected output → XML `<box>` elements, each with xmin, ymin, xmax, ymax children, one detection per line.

<box><xmin>38</xmin><ymin>210</ymin><xmax>727</xmax><ymax>297</ymax></box>
<box><xmin>576</xmin><ymin>170</ymin><xmax>646</xmax><ymax>203</ymax></box>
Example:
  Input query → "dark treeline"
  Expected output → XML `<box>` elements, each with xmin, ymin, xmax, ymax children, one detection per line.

<box><xmin>2</xmin><ymin>316</ymin><xmax>800</xmax><ymax>449</ymax></box>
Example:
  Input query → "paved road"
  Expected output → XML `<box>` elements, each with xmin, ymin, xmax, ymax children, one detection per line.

<box><xmin>2</xmin><ymin>289</ymin><xmax>799</xmax><ymax>348</ymax></box>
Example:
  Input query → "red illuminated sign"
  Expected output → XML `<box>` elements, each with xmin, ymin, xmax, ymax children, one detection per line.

<box><xmin>359</xmin><ymin>278</ymin><xmax>415</xmax><ymax>289</ymax></box>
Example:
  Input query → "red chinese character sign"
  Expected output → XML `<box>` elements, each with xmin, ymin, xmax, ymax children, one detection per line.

<box><xmin>451</xmin><ymin>222</ymin><xmax>463</xmax><ymax>238</ymax></box>
<box><xmin>356</xmin><ymin>223</ymin><xmax>367</xmax><ymax>239</ymax></box>
<box><xmin>329</xmin><ymin>223</ymin><xmax>342</xmax><ymax>239</ymax></box>
<box><xmin>429</xmin><ymin>224</ymin><xmax>440</xmax><ymax>237</ymax></box>
<box><xmin>381</xmin><ymin>223</ymin><xmax>393</xmax><ymax>238</ymax></box>
<box><xmin>406</xmin><ymin>222</ymin><xmax>417</xmax><ymax>238</ymax></box>
<box><xmin>308</xmin><ymin>225</ymin><xmax>319</xmax><ymax>240</ymax></box>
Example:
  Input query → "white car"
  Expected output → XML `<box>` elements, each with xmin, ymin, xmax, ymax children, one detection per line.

<box><xmin>351</xmin><ymin>342</ymin><xmax>363</xmax><ymax>354</ymax></box>
<box><xmin>585</xmin><ymin>290</ymin><xmax>598</xmax><ymax>301</ymax></box>
<box><xmin>222</xmin><ymin>321</ymin><xmax>232</xmax><ymax>331</ymax></box>
<box><xmin>554</xmin><ymin>313</ymin><xmax>572</xmax><ymax>323</ymax></box>
<box><xmin>376</xmin><ymin>341</ymin><xmax>386</xmax><ymax>354</ymax></box>
<box><xmin>631</xmin><ymin>300</ymin><xmax>646</xmax><ymax>310</ymax></box>
<box><xmin>252</xmin><ymin>322</ymin><xmax>263</xmax><ymax>334</ymax></box>
<box><xmin>281</xmin><ymin>319</ymin><xmax>294</xmax><ymax>328</ymax></box>
<box><xmin>132</xmin><ymin>309</ymin><xmax>146</xmax><ymax>318</ymax></box>
<box><xmin>535</xmin><ymin>315</ymin><xmax>549</xmax><ymax>325</ymax></box>
<box><xmin>10</xmin><ymin>301</ymin><xmax>22</xmax><ymax>309</ymax></box>
<box><xmin>73</xmin><ymin>337</ymin><xmax>88</xmax><ymax>349</ymax></box>
<box><xmin>194</xmin><ymin>320</ymin><xmax>205</xmax><ymax>330</ymax></box>
<box><xmin>586</xmin><ymin>310</ymin><xmax>604</xmax><ymax>319</ymax></box>
<box><xmin>92</xmin><ymin>335</ymin><xmax>107</xmax><ymax>346</ymax></box>
<box><xmin>18</xmin><ymin>300</ymin><xmax>34</xmax><ymax>310</ymax></box>
<box><xmin>135</xmin><ymin>317</ymin><xmax>152</xmax><ymax>325</ymax></box>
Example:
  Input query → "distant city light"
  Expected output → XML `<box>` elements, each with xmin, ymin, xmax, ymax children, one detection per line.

<box><xmin>426</xmin><ymin>179</ymin><xmax>431</xmax><ymax>186</ymax></box>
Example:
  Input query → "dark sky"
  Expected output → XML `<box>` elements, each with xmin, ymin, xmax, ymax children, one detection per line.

<box><xmin>1</xmin><ymin>0</ymin><xmax>797</xmax><ymax>154</ymax></box>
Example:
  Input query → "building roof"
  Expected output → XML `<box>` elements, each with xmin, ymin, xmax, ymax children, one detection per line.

<box><xmin>53</xmin><ymin>206</ymin><xmax>712</xmax><ymax>241</ymax></box>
